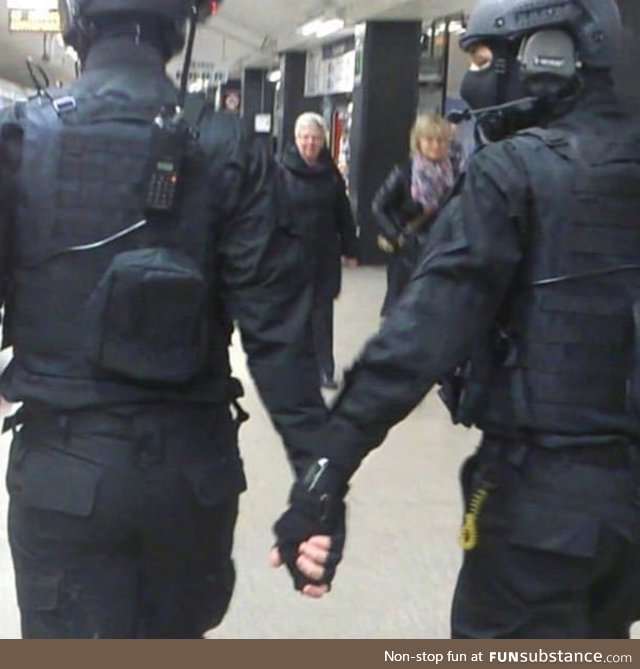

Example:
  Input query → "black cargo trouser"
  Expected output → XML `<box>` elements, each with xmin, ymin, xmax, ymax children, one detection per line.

<box><xmin>311</xmin><ymin>298</ymin><xmax>335</xmax><ymax>382</ymax></box>
<box><xmin>6</xmin><ymin>403</ymin><xmax>246</xmax><ymax>639</ymax></box>
<box><xmin>452</xmin><ymin>436</ymin><xmax>640</xmax><ymax>638</ymax></box>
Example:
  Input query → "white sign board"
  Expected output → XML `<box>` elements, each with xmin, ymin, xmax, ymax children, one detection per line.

<box><xmin>305</xmin><ymin>48</ymin><xmax>355</xmax><ymax>97</ymax></box>
<box><xmin>254</xmin><ymin>113</ymin><xmax>272</xmax><ymax>134</ymax></box>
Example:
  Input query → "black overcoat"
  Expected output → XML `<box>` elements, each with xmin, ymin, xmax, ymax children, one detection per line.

<box><xmin>279</xmin><ymin>145</ymin><xmax>358</xmax><ymax>301</ymax></box>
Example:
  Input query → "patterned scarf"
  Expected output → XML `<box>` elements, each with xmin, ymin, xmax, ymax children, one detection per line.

<box><xmin>410</xmin><ymin>154</ymin><xmax>454</xmax><ymax>216</ymax></box>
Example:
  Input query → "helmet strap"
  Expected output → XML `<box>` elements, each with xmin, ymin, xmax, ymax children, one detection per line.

<box><xmin>492</xmin><ymin>43</ymin><xmax>509</xmax><ymax>105</ymax></box>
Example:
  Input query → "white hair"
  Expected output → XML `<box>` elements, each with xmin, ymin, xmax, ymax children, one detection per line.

<box><xmin>294</xmin><ymin>112</ymin><xmax>328</xmax><ymax>138</ymax></box>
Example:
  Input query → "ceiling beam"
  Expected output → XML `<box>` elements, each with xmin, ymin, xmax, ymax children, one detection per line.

<box><xmin>270</xmin><ymin>0</ymin><xmax>424</xmax><ymax>55</ymax></box>
<box><xmin>343</xmin><ymin>0</ymin><xmax>420</xmax><ymax>23</ymax></box>
<box><xmin>200</xmin><ymin>16</ymin><xmax>266</xmax><ymax>51</ymax></box>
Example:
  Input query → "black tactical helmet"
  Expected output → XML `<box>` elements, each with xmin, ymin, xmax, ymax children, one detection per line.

<box><xmin>460</xmin><ymin>0</ymin><xmax>621</xmax><ymax>69</ymax></box>
<box><xmin>59</xmin><ymin>0</ymin><xmax>222</xmax><ymax>56</ymax></box>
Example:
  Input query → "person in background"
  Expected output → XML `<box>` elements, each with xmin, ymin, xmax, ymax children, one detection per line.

<box><xmin>373</xmin><ymin>113</ymin><xmax>455</xmax><ymax>316</ymax></box>
<box><xmin>223</xmin><ymin>89</ymin><xmax>240</xmax><ymax>113</ymax></box>
<box><xmin>279</xmin><ymin>112</ymin><xmax>359</xmax><ymax>390</ymax></box>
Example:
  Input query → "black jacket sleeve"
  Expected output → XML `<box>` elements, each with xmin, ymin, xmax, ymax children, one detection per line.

<box><xmin>372</xmin><ymin>163</ymin><xmax>422</xmax><ymax>243</ymax></box>
<box><xmin>323</xmin><ymin>142</ymin><xmax>530</xmax><ymax>474</ymax></box>
<box><xmin>217</xmin><ymin>123</ymin><xmax>328</xmax><ymax>473</ymax></box>
<box><xmin>371</xmin><ymin>165</ymin><xmax>405</xmax><ymax>242</ymax></box>
<box><xmin>0</xmin><ymin>104</ymin><xmax>23</xmax><ymax>316</ymax></box>
<box><xmin>333</xmin><ymin>167</ymin><xmax>358</xmax><ymax>258</ymax></box>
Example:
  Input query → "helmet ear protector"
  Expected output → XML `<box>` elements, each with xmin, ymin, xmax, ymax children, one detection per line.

<box><xmin>518</xmin><ymin>29</ymin><xmax>578</xmax><ymax>80</ymax></box>
<box><xmin>517</xmin><ymin>29</ymin><xmax>579</xmax><ymax>96</ymax></box>
<box><xmin>460</xmin><ymin>0</ymin><xmax>621</xmax><ymax>70</ymax></box>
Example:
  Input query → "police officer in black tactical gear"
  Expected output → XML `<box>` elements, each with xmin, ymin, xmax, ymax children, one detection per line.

<box><xmin>0</xmin><ymin>0</ymin><xmax>333</xmax><ymax>639</ymax></box>
<box><xmin>273</xmin><ymin>0</ymin><xmax>640</xmax><ymax>638</ymax></box>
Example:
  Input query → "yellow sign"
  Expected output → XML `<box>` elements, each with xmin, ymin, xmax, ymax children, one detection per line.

<box><xmin>8</xmin><ymin>9</ymin><xmax>61</xmax><ymax>33</ymax></box>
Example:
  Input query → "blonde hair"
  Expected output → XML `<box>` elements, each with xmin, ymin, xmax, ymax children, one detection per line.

<box><xmin>294</xmin><ymin>112</ymin><xmax>328</xmax><ymax>140</ymax></box>
<box><xmin>409</xmin><ymin>114</ymin><xmax>451</xmax><ymax>156</ymax></box>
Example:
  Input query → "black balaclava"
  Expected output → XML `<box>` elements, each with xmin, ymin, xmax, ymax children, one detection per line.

<box><xmin>459</xmin><ymin>38</ymin><xmax>554</xmax><ymax>142</ymax></box>
<box><xmin>460</xmin><ymin>40</ymin><xmax>525</xmax><ymax>111</ymax></box>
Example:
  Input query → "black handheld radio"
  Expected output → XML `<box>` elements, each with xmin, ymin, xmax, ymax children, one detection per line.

<box><xmin>144</xmin><ymin>3</ymin><xmax>200</xmax><ymax>214</ymax></box>
<box><xmin>145</xmin><ymin>112</ymin><xmax>191</xmax><ymax>212</ymax></box>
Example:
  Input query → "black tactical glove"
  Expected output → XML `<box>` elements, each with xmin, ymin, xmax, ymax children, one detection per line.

<box><xmin>274</xmin><ymin>458</ymin><xmax>348</xmax><ymax>591</ymax></box>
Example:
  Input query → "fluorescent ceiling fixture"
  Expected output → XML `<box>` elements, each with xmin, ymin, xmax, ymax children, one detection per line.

<box><xmin>299</xmin><ymin>17</ymin><xmax>345</xmax><ymax>39</ymax></box>
<box><xmin>315</xmin><ymin>18</ymin><xmax>345</xmax><ymax>38</ymax></box>
<box><xmin>299</xmin><ymin>19</ymin><xmax>324</xmax><ymax>36</ymax></box>
<box><xmin>267</xmin><ymin>69</ymin><xmax>281</xmax><ymax>83</ymax></box>
<box><xmin>433</xmin><ymin>20</ymin><xmax>465</xmax><ymax>36</ymax></box>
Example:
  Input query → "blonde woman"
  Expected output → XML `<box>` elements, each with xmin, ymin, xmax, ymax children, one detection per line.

<box><xmin>372</xmin><ymin>113</ymin><xmax>456</xmax><ymax>315</ymax></box>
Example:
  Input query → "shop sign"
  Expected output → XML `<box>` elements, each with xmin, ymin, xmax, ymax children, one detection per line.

<box><xmin>305</xmin><ymin>43</ymin><xmax>356</xmax><ymax>97</ymax></box>
<box><xmin>173</xmin><ymin>60</ymin><xmax>219</xmax><ymax>84</ymax></box>
<box><xmin>8</xmin><ymin>8</ymin><xmax>61</xmax><ymax>32</ymax></box>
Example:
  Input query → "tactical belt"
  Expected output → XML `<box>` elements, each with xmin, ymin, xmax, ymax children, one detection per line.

<box><xmin>482</xmin><ymin>434</ymin><xmax>639</xmax><ymax>470</ymax></box>
<box><xmin>3</xmin><ymin>378</ymin><xmax>248</xmax><ymax>434</ymax></box>
<box><xmin>5</xmin><ymin>402</ymin><xmax>248</xmax><ymax>438</ymax></box>
<box><xmin>563</xmin><ymin>444</ymin><xmax>639</xmax><ymax>469</ymax></box>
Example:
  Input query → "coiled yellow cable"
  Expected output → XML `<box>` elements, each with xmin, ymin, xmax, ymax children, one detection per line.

<box><xmin>459</xmin><ymin>485</ymin><xmax>492</xmax><ymax>551</ymax></box>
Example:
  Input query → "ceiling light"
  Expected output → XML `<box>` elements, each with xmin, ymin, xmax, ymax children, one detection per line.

<box><xmin>298</xmin><ymin>15</ymin><xmax>346</xmax><ymax>39</ymax></box>
<box><xmin>315</xmin><ymin>18</ymin><xmax>344</xmax><ymax>38</ymax></box>
<box><xmin>299</xmin><ymin>19</ymin><xmax>324</xmax><ymax>37</ymax></box>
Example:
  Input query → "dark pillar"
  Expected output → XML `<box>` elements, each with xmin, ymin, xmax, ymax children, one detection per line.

<box><xmin>241</xmin><ymin>68</ymin><xmax>276</xmax><ymax>154</ymax></box>
<box><xmin>349</xmin><ymin>21</ymin><xmax>422</xmax><ymax>265</ymax></box>
<box><xmin>614</xmin><ymin>0</ymin><xmax>640</xmax><ymax>112</ymax></box>
<box><xmin>276</xmin><ymin>51</ymin><xmax>322</xmax><ymax>155</ymax></box>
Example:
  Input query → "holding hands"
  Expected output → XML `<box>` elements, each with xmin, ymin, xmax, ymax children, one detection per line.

<box><xmin>271</xmin><ymin>458</ymin><xmax>348</xmax><ymax>598</ymax></box>
<box><xmin>270</xmin><ymin>535</ymin><xmax>335</xmax><ymax>598</ymax></box>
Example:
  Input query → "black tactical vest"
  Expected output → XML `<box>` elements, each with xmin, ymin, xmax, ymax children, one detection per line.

<box><xmin>478</xmin><ymin>124</ymin><xmax>640</xmax><ymax>445</ymax></box>
<box><xmin>1</xmin><ymin>92</ymin><xmax>238</xmax><ymax>408</ymax></box>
